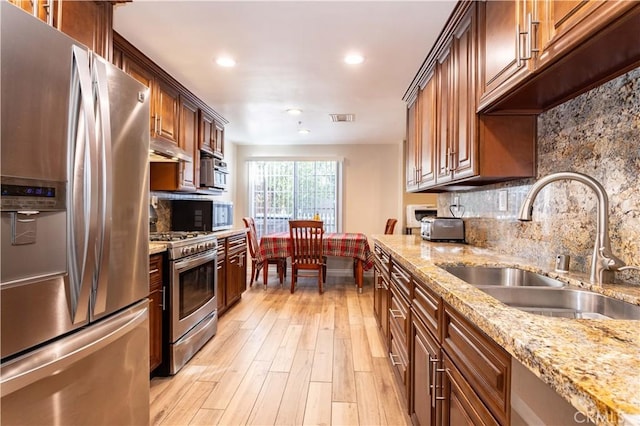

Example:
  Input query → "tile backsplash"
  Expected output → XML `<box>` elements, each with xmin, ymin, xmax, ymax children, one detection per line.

<box><xmin>439</xmin><ymin>66</ymin><xmax>640</xmax><ymax>285</ymax></box>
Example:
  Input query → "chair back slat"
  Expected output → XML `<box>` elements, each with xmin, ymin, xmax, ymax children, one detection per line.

<box><xmin>289</xmin><ymin>220</ymin><xmax>324</xmax><ymax>265</ymax></box>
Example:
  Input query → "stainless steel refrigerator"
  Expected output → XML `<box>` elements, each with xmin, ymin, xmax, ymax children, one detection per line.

<box><xmin>0</xmin><ymin>3</ymin><xmax>150</xmax><ymax>424</ymax></box>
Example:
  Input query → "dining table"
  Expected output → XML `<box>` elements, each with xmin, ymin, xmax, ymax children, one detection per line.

<box><xmin>256</xmin><ymin>232</ymin><xmax>375</xmax><ymax>292</ymax></box>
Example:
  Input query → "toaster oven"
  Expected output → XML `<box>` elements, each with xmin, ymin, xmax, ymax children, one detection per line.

<box><xmin>421</xmin><ymin>217</ymin><xmax>465</xmax><ymax>242</ymax></box>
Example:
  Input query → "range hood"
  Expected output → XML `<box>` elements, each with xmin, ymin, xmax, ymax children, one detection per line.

<box><xmin>149</xmin><ymin>138</ymin><xmax>192</xmax><ymax>162</ymax></box>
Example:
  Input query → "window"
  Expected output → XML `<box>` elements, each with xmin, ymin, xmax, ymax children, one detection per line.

<box><xmin>247</xmin><ymin>160</ymin><xmax>342</xmax><ymax>238</ymax></box>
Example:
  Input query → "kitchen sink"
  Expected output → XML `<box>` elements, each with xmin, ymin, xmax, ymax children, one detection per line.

<box><xmin>443</xmin><ymin>266</ymin><xmax>566</xmax><ymax>288</ymax></box>
<box><xmin>479</xmin><ymin>287</ymin><xmax>640</xmax><ymax>320</ymax></box>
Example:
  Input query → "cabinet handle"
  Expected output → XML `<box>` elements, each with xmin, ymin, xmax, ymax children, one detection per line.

<box><xmin>389</xmin><ymin>308</ymin><xmax>403</xmax><ymax>319</ymax></box>
<box><xmin>149</xmin><ymin>268</ymin><xmax>159</xmax><ymax>275</ymax></box>
<box><xmin>389</xmin><ymin>352</ymin><xmax>402</xmax><ymax>366</ymax></box>
<box><xmin>32</xmin><ymin>0</ymin><xmax>39</xmax><ymax>18</ymax></box>
<box><xmin>449</xmin><ymin>149</ymin><xmax>456</xmax><ymax>173</ymax></box>
<box><xmin>518</xmin><ymin>13</ymin><xmax>539</xmax><ymax>66</ymax></box>
<box><xmin>157</xmin><ymin>117</ymin><xmax>162</xmax><ymax>136</ymax></box>
<box><xmin>430</xmin><ymin>355</ymin><xmax>438</xmax><ymax>407</ymax></box>
<box><xmin>152</xmin><ymin>115</ymin><xmax>158</xmax><ymax>135</ymax></box>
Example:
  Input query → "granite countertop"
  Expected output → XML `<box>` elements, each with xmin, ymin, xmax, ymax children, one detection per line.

<box><xmin>372</xmin><ymin>234</ymin><xmax>640</xmax><ymax>426</ymax></box>
<box><xmin>149</xmin><ymin>242</ymin><xmax>167</xmax><ymax>255</ymax></box>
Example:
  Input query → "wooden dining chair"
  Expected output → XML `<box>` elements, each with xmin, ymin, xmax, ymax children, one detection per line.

<box><xmin>384</xmin><ymin>218</ymin><xmax>398</xmax><ymax>234</ymax></box>
<box><xmin>242</xmin><ymin>217</ymin><xmax>285</xmax><ymax>287</ymax></box>
<box><xmin>289</xmin><ymin>220</ymin><xmax>326</xmax><ymax>294</ymax></box>
<box><xmin>353</xmin><ymin>218</ymin><xmax>397</xmax><ymax>277</ymax></box>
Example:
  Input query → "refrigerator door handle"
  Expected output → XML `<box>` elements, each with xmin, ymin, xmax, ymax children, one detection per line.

<box><xmin>91</xmin><ymin>56</ymin><xmax>113</xmax><ymax>316</ymax></box>
<box><xmin>66</xmin><ymin>46</ymin><xmax>99</xmax><ymax>324</ymax></box>
<box><xmin>0</xmin><ymin>300</ymin><xmax>148</xmax><ymax>398</ymax></box>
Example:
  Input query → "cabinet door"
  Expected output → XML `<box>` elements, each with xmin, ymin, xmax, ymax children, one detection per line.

<box><xmin>149</xmin><ymin>254</ymin><xmax>164</xmax><ymax>373</ymax></box>
<box><xmin>156</xmin><ymin>80</ymin><xmax>180</xmax><ymax>145</ymax></box>
<box><xmin>9</xmin><ymin>0</ymin><xmax>51</xmax><ymax>24</ymax></box>
<box><xmin>442</xmin><ymin>355</ymin><xmax>500</xmax><ymax>426</ymax></box>
<box><xmin>435</xmin><ymin>45</ymin><xmax>453</xmax><ymax>185</ymax></box>
<box><xmin>213</xmin><ymin>123</ymin><xmax>225</xmax><ymax>158</ymax></box>
<box><xmin>178</xmin><ymin>97</ymin><xmax>199</xmax><ymax>191</ymax></box>
<box><xmin>411</xmin><ymin>316</ymin><xmax>441</xmax><ymax>426</ymax></box>
<box><xmin>148</xmin><ymin>289</ymin><xmax>163</xmax><ymax>372</ymax></box>
<box><xmin>405</xmin><ymin>100</ymin><xmax>419</xmax><ymax>191</ymax></box>
<box><xmin>56</xmin><ymin>0</ymin><xmax>113</xmax><ymax>60</ymax></box>
<box><xmin>199</xmin><ymin>110</ymin><xmax>215</xmax><ymax>155</ymax></box>
<box><xmin>121</xmin><ymin>56</ymin><xmax>156</xmax><ymax>136</ymax></box>
<box><xmin>451</xmin><ymin>8</ymin><xmax>477</xmax><ymax>181</ymax></box>
<box><xmin>418</xmin><ymin>72</ymin><xmax>437</xmax><ymax>188</ymax></box>
<box><xmin>479</xmin><ymin>0</ymin><xmax>532</xmax><ymax>107</ymax></box>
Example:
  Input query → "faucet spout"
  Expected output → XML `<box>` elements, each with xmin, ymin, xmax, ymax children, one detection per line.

<box><xmin>518</xmin><ymin>171</ymin><xmax>625</xmax><ymax>284</ymax></box>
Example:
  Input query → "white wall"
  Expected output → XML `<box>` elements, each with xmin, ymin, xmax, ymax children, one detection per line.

<box><xmin>231</xmin><ymin>143</ymin><xmax>403</xmax><ymax>237</ymax></box>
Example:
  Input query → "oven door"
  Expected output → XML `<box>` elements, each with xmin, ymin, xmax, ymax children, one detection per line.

<box><xmin>170</xmin><ymin>250</ymin><xmax>217</xmax><ymax>343</ymax></box>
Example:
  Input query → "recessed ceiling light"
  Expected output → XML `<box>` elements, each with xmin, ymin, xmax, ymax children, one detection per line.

<box><xmin>344</xmin><ymin>53</ymin><xmax>364</xmax><ymax>65</ymax></box>
<box><xmin>298</xmin><ymin>128</ymin><xmax>311</xmax><ymax>134</ymax></box>
<box><xmin>216</xmin><ymin>56</ymin><xmax>236</xmax><ymax>67</ymax></box>
<box><xmin>286</xmin><ymin>108</ymin><xmax>302</xmax><ymax>115</ymax></box>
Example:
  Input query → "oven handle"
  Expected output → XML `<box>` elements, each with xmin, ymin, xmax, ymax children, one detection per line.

<box><xmin>173</xmin><ymin>250</ymin><xmax>217</xmax><ymax>272</ymax></box>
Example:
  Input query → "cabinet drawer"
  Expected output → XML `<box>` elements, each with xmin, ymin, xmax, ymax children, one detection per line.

<box><xmin>149</xmin><ymin>254</ymin><xmax>163</xmax><ymax>291</ymax></box>
<box><xmin>442</xmin><ymin>303</ymin><xmax>510</xmax><ymax>425</ymax></box>
<box><xmin>443</xmin><ymin>352</ymin><xmax>501</xmax><ymax>426</ymax></box>
<box><xmin>389</xmin><ymin>283</ymin><xmax>409</xmax><ymax>344</ymax></box>
<box><xmin>390</xmin><ymin>258</ymin><xmax>411</xmax><ymax>301</ymax></box>
<box><xmin>412</xmin><ymin>278</ymin><xmax>440</xmax><ymax>339</ymax></box>
<box><xmin>227</xmin><ymin>233</ymin><xmax>247</xmax><ymax>254</ymax></box>
<box><xmin>216</xmin><ymin>238</ymin><xmax>226</xmax><ymax>258</ymax></box>
<box><xmin>374</xmin><ymin>244</ymin><xmax>390</xmax><ymax>275</ymax></box>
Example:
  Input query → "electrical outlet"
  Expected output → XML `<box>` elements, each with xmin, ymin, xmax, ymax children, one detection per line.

<box><xmin>498</xmin><ymin>190</ymin><xmax>508</xmax><ymax>212</ymax></box>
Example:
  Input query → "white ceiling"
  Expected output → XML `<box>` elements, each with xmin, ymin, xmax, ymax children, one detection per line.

<box><xmin>113</xmin><ymin>1</ymin><xmax>456</xmax><ymax>146</ymax></box>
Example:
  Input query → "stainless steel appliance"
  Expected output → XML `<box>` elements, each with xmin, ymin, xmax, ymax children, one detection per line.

<box><xmin>150</xmin><ymin>232</ymin><xmax>218</xmax><ymax>375</ymax></box>
<box><xmin>421</xmin><ymin>217</ymin><xmax>465</xmax><ymax>242</ymax></box>
<box><xmin>213</xmin><ymin>159</ymin><xmax>229</xmax><ymax>190</ymax></box>
<box><xmin>200</xmin><ymin>155</ymin><xmax>215</xmax><ymax>188</ymax></box>
<box><xmin>213</xmin><ymin>200</ymin><xmax>234</xmax><ymax>231</ymax></box>
<box><xmin>1</xmin><ymin>4</ymin><xmax>150</xmax><ymax>424</ymax></box>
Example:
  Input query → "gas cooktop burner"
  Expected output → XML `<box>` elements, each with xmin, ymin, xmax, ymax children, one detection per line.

<box><xmin>150</xmin><ymin>231</ymin><xmax>218</xmax><ymax>260</ymax></box>
<box><xmin>150</xmin><ymin>231</ymin><xmax>213</xmax><ymax>242</ymax></box>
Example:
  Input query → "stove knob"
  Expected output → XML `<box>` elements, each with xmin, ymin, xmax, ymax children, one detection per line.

<box><xmin>190</xmin><ymin>247</ymin><xmax>196</xmax><ymax>254</ymax></box>
<box><xmin>182</xmin><ymin>248</ymin><xmax>189</xmax><ymax>256</ymax></box>
<box><xmin>206</xmin><ymin>242</ymin><xmax>213</xmax><ymax>249</ymax></box>
<box><xmin>198</xmin><ymin>244</ymin><xmax>204</xmax><ymax>251</ymax></box>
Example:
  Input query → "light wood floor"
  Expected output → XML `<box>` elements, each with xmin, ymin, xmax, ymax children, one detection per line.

<box><xmin>149</xmin><ymin>273</ymin><xmax>411</xmax><ymax>426</ymax></box>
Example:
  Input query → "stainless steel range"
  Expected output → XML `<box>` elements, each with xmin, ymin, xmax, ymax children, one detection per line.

<box><xmin>151</xmin><ymin>231</ymin><xmax>218</xmax><ymax>375</ymax></box>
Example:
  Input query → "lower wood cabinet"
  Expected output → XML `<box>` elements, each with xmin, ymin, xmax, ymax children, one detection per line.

<box><xmin>216</xmin><ymin>231</ymin><xmax>248</xmax><ymax>316</ymax></box>
<box><xmin>148</xmin><ymin>253</ymin><xmax>164</xmax><ymax>374</ymax></box>
<box><xmin>442</xmin><ymin>353</ymin><xmax>500</xmax><ymax>426</ymax></box>
<box><xmin>372</xmin><ymin>244</ymin><xmax>512</xmax><ymax>426</ymax></box>
<box><xmin>411</xmin><ymin>314</ymin><xmax>441</xmax><ymax>426</ymax></box>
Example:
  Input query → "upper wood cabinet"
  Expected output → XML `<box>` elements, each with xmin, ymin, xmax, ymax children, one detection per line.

<box><xmin>178</xmin><ymin>95</ymin><xmax>199</xmax><ymax>190</ymax></box>
<box><xmin>479</xmin><ymin>0</ymin><xmax>640</xmax><ymax>112</ymax></box>
<box><xmin>404</xmin><ymin>3</ymin><xmax>536</xmax><ymax>192</ymax></box>
<box><xmin>199</xmin><ymin>109</ymin><xmax>215</xmax><ymax>155</ymax></box>
<box><xmin>213</xmin><ymin>122</ymin><xmax>225</xmax><ymax>159</ymax></box>
<box><xmin>405</xmin><ymin>100</ymin><xmax>419</xmax><ymax>191</ymax></box>
<box><xmin>120</xmin><ymin>54</ymin><xmax>180</xmax><ymax>147</ymax></box>
<box><xmin>8</xmin><ymin>0</ymin><xmax>113</xmax><ymax>60</ymax></box>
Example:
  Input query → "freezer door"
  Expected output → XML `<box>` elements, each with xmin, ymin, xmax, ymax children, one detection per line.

<box><xmin>0</xmin><ymin>301</ymin><xmax>150</xmax><ymax>425</ymax></box>
<box><xmin>90</xmin><ymin>56</ymin><xmax>151</xmax><ymax>320</ymax></box>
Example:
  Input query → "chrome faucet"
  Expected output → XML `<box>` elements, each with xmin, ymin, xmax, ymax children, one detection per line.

<box><xmin>518</xmin><ymin>171</ymin><xmax>626</xmax><ymax>284</ymax></box>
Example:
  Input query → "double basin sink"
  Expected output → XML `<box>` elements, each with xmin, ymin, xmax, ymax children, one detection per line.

<box><xmin>442</xmin><ymin>266</ymin><xmax>640</xmax><ymax>320</ymax></box>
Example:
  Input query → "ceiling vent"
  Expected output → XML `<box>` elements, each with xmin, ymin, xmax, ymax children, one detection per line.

<box><xmin>329</xmin><ymin>113</ymin><xmax>355</xmax><ymax>123</ymax></box>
